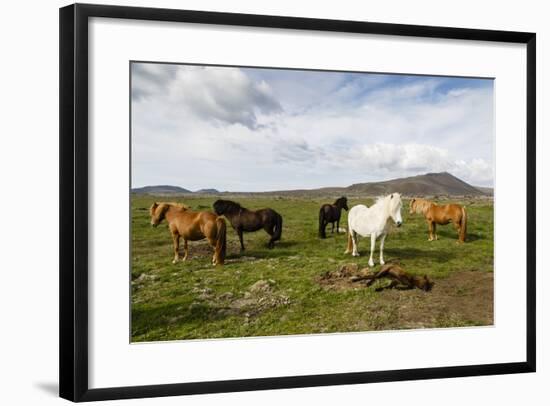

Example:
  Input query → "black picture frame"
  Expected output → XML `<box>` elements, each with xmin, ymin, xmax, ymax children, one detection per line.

<box><xmin>59</xmin><ymin>3</ymin><xmax>536</xmax><ymax>402</ymax></box>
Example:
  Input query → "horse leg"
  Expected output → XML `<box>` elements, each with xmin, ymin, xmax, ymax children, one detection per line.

<box><xmin>368</xmin><ymin>234</ymin><xmax>376</xmax><ymax>267</ymax></box>
<box><xmin>206</xmin><ymin>237</ymin><xmax>217</xmax><ymax>265</ymax></box>
<box><xmin>379</xmin><ymin>233</ymin><xmax>387</xmax><ymax>265</ymax></box>
<box><xmin>428</xmin><ymin>220</ymin><xmax>435</xmax><ymax>241</ymax></box>
<box><xmin>453</xmin><ymin>221</ymin><xmax>461</xmax><ymax>243</ymax></box>
<box><xmin>182</xmin><ymin>239</ymin><xmax>188</xmax><ymax>261</ymax></box>
<box><xmin>319</xmin><ymin>217</ymin><xmax>326</xmax><ymax>239</ymax></box>
<box><xmin>331</xmin><ymin>222</ymin><xmax>335</xmax><ymax>234</ymax></box>
<box><xmin>375</xmin><ymin>279</ymin><xmax>399</xmax><ymax>292</ymax></box>
<box><xmin>171</xmin><ymin>234</ymin><xmax>181</xmax><ymax>264</ymax></box>
<box><xmin>237</xmin><ymin>227</ymin><xmax>245</xmax><ymax>251</ymax></box>
<box><xmin>336</xmin><ymin>219</ymin><xmax>340</xmax><ymax>234</ymax></box>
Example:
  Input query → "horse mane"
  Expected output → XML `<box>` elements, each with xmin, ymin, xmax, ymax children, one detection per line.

<box><xmin>333</xmin><ymin>196</ymin><xmax>347</xmax><ymax>207</ymax></box>
<box><xmin>374</xmin><ymin>195</ymin><xmax>387</xmax><ymax>206</ymax></box>
<box><xmin>411</xmin><ymin>198</ymin><xmax>433</xmax><ymax>214</ymax></box>
<box><xmin>374</xmin><ymin>193</ymin><xmax>397</xmax><ymax>206</ymax></box>
<box><xmin>162</xmin><ymin>202</ymin><xmax>189</xmax><ymax>210</ymax></box>
<box><xmin>151</xmin><ymin>202</ymin><xmax>189</xmax><ymax>215</ymax></box>
<box><xmin>371</xmin><ymin>193</ymin><xmax>402</xmax><ymax>215</ymax></box>
<box><xmin>334</xmin><ymin>196</ymin><xmax>344</xmax><ymax>204</ymax></box>
<box><xmin>213</xmin><ymin>199</ymin><xmax>243</xmax><ymax>215</ymax></box>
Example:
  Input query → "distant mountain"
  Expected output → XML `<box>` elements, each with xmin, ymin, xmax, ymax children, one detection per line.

<box><xmin>195</xmin><ymin>188</ymin><xmax>220</xmax><ymax>194</ymax></box>
<box><xmin>256</xmin><ymin>172</ymin><xmax>488</xmax><ymax>197</ymax></box>
<box><xmin>131</xmin><ymin>185</ymin><xmax>192</xmax><ymax>195</ymax></box>
<box><xmin>474</xmin><ymin>186</ymin><xmax>494</xmax><ymax>196</ymax></box>
<box><xmin>346</xmin><ymin>172</ymin><xmax>486</xmax><ymax>196</ymax></box>
<box><xmin>131</xmin><ymin>172</ymin><xmax>489</xmax><ymax>198</ymax></box>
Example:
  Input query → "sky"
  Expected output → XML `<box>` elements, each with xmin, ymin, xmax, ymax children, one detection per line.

<box><xmin>131</xmin><ymin>62</ymin><xmax>494</xmax><ymax>192</ymax></box>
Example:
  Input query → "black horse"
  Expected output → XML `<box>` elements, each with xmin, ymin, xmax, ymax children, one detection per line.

<box><xmin>213</xmin><ymin>199</ymin><xmax>283</xmax><ymax>251</ymax></box>
<box><xmin>318</xmin><ymin>196</ymin><xmax>348</xmax><ymax>238</ymax></box>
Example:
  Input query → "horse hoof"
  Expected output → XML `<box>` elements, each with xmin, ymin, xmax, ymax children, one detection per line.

<box><xmin>380</xmin><ymin>260</ymin><xmax>385</xmax><ymax>266</ymax></box>
<box><xmin>368</xmin><ymin>261</ymin><xmax>375</xmax><ymax>267</ymax></box>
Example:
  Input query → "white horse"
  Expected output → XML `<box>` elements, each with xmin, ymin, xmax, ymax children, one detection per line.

<box><xmin>345</xmin><ymin>193</ymin><xmax>403</xmax><ymax>267</ymax></box>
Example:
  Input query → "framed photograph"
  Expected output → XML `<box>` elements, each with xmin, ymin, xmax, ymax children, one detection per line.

<box><xmin>59</xmin><ymin>3</ymin><xmax>536</xmax><ymax>402</ymax></box>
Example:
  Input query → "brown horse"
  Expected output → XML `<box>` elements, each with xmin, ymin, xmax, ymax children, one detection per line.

<box><xmin>365</xmin><ymin>264</ymin><xmax>434</xmax><ymax>292</ymax></box>
<box><xmin>213</xmin><ymin>199</ymin><xmax>282</xmax><ymax>251</ymax></box>
<box><xmin>409</xmin><ymin>198</ymin><xmax>467</xmax><ymax>243</ymax></box>
<box><xmin>149</xmin><ymin>202</ymin><xmax>226</xmax><ymax>265</ymax></box>
<box><xmin>318</xmin><ymin>196</ymin><xmax>348</xmax><ymax>238</ymax></box>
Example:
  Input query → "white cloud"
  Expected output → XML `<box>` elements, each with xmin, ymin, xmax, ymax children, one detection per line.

<box><xmin>359</xmin><ymin>143</ymin><xmax>450</xmax><ymax>172</ymax></box>
<box><xmin>133</xmin><ymin>64</ymin><xmax>282</xmax><ymax>129</ymax></box>
<box><xmin>131</xmin><ymin>64</ymin><xmax>494</xmax><ymax>191</ymax></box>
<box><xmin>348</xmin><ymin>143</ymin><xmax>492</xmax><ymax>186</ymax></box>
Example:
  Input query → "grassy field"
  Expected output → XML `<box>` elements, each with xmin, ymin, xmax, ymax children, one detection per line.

<box><xmin>131</xmin><ymin>195</ymin><xmax>494</xmax><ymax>342</ymax></box>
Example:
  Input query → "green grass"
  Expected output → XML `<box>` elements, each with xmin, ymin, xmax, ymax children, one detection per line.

<box><xmin>131</xmin><ymin>195</ymin><xmax>493</xmax><ymax>342</ymax></box>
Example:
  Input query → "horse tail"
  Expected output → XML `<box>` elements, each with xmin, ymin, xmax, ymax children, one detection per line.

<box><xmin>459</xmin><ymin>206</ymin><xmax>467</xmax><ymax>243</ymax></box>
<box><xmin>345</xmin><ymin>231</ymin><xmax>354</xmax><ymax>254</ymax></box>
<box><xmin>318</xmin><ymin>207</ymin><xmax>326</xmax><ymax>239</ymax></box>
<box><xmin>273</xmin><ymin>212</ymin><xmax>283</xmax><ymax>242</ymax></box>
<box><xmin>345</xmin><ymin>212</ymin><xmax>353</xmax><ymax>253</ymax></box>
<box><xmin>215</xmin><ymin>217</ymin><xmax>226</xmax><ymax>265</ymax></box>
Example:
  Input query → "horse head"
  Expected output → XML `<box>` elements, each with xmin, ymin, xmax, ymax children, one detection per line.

<box><xmin>336</xmin><ymin>196</ymin><xmax>349</xmax><ymax>211</ymax></box>
<box><xmin>421</xmin><ymin>276</ymin><xmax>434</xmax><ymax>291</ymax></box>
<box><xmin>212</xmin><ymin>200</ymin><xmax>226</xmax><ymax>215</ymax></box>
<box><xmin>213</xmin><ymin>199</ymin><xmax>240</xmax><ymax>216</ymax></box>
<box><xmin>150</xmin><ymin>202</ymin><xmax>169</xmax><ymax>227</ymax></box>
<box><xmin>388</xmin><ymin>193</ymin><xmax>403</xmax><ymax>227</ymax></box>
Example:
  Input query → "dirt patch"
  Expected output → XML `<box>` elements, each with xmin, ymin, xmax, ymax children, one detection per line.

<box><xmin>131</xmin><ymin>272</ymin><xmax>160</xmax><ymax>287</ymax></box>
<box><xmin>318</xmin><ymin>264</ymin><xmax>493</xmax><ymax>329</ymax></box>
<box><xmin>376</xmin><ymin>271</ymin><xmax>493</xmax><ymax>328</ymax></box>
<box><xmin>216</xmin><ymin>279</ymin><xmax>291</xmax><ymax>319</ymax></box>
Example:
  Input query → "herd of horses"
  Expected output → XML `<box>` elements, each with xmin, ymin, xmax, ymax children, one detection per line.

<box><xmin>149</xmin><ymin>195</ymin><xmax>467</xmax><ymax>266</ymax></box>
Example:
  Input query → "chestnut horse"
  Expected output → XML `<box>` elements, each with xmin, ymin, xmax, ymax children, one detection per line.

<box><xmin>318</xmin><ymin>196</ymin><xmax>348</xmax><ymax>238</ymax></box>
<box><xmin>150</xmin><ymin>202</ymin><xmax>226</xmax><ymax>265</ymax></box>
<box><xmin>409</xmin><ymin>198</ymin><xmax>467</xmax><ymax>243</ymax></box>
<box><xmin>213</xmin><ymin>199</ymin><xmax>282</xmax><ymax>251</ymax></box>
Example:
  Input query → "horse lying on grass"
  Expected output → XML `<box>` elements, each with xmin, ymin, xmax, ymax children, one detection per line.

<box><xmin>345</xmin><ymin>193</ymin><xmax>403</xmax><ymax>267</ymax></box>
<box><xmin>318</xmin><ymin>196</ymin><xmax>348</xmax><ymax>238</ymax></box>
<box><xmin>213</xmin><ymin>199</ymin><xmax>283</xmax><ymax>251</ymax></box>
<box><xmin>409</xmin><ymin>198</ymin><xmax>467</xmax><ymax>243</ymax></box>
<box><xmin>363</xmin><ymin>263</ymin><xmax>434</xmax><ymax>292</ymax></box>
<box><xmin>150</xmin><ymin>202</ymin><xmax>226</xmax><ymax>266</ymax></box>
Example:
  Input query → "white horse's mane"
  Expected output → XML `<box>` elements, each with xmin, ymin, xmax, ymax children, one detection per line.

<box><xmin>374</xmin><ymin>195</ymin><xmax>386</xmax><ymax>205</ymax></box>
<box><xmin>373</xmin><ymin>193</ymin><xmax>402</xmax><ymax>208</ymax></box>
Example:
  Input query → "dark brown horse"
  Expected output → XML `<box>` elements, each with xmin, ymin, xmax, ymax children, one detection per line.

<box><xmin>318</xmin><ymin>196</ymin><xmax>348</xmax><ymax>238</ymax></box>
<box><xmin>213</xmin><ymin>199</ymin><xmax>283</xmax><ymax>251</ymax></box>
